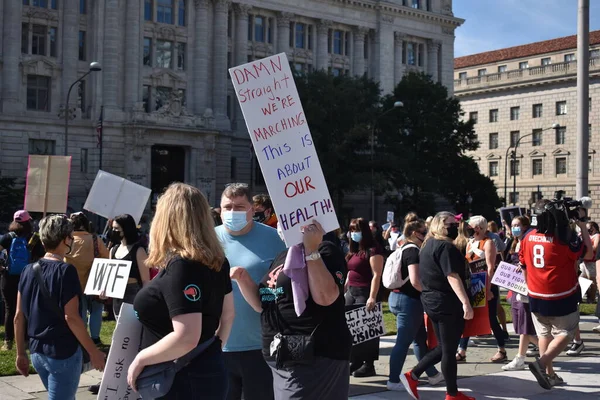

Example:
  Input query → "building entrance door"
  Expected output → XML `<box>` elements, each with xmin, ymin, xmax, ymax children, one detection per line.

<box><xmin>151</xmin><ymin>145</ymin><xmax>186</xmax><ymax>208</ymax></box>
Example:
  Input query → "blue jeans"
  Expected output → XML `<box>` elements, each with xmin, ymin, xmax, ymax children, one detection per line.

<box><xmin>31</xmin><ymin>347</ymin><xmax>82</xmax><ymax>400</ymax></box>
<box><xmin>388</xmin><ymin>292</ymin><xmax>439</xmax><ymax>383</ymax></box>
<box><xmin>81</xmin><ymin>295</ymin><xmax>103</xmax><ymax>340</ymax></box>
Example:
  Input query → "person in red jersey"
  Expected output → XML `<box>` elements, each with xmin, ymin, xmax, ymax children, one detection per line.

<box><xmin>519</xmin><ymin>199</ymin><xmax>593</xmax><ymax>390</ymax></box>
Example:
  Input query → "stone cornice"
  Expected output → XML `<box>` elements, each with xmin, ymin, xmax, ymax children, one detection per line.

<box><xmin>234</xmin><ymin>3</ymin><xmax>252</xmax><ymax>16</ymax></box>
<box><xmin>277</xmin><ymin>12</ymin><xmax>294</xmax><ymax>27</ymax></box>
<box><xmin>317</xmin><ymin>19</ymin><xmax>333</xmax><ymax>34</ymax></box>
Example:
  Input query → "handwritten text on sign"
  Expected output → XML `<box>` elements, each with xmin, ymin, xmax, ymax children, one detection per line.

<box><xmin>491</xmin><ymin>262</ymin><xmax>528</xmax><ymax>296</ymax></box>
<box><xmin>84</xmin><ymin>258</ymin><xmax>132</xmax><ymax>299</ymax></box>
<box><xmin>345</xmin><ymin>303</ymin><xmax>386</xmax><ymax>346</ymax></box>
<box><xmin>229</xmin><ymin>53</ymin><xmax>339</xmax><ymax>246</ymax></box>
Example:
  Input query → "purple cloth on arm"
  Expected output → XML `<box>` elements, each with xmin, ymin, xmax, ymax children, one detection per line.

<box><xmin>282</xmin><ymin>244</ymin><xmax>309</xmax><ymax>317</ymax></box>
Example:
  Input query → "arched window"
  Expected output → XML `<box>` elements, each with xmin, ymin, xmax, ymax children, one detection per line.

<box><xmin>178</xmin><ymin>0</ymin><xmax>186</xmax><ymax>26</ymax></box>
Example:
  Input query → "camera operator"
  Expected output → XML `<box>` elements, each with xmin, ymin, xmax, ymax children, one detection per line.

<box><xmin>519</xmin><ymin>198</ymin><xmax>593</xmax><ymax>390</ymax></box>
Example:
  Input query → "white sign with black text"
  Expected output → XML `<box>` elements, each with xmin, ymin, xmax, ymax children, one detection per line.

<box><xmin>84</xmin><ymin>258</ymin><xmax>132</xmax><ymax>299</ymax></box>
<box><xmin>345</xmin><ymin>303</ymin><xmax>386</xmax><ymax>346</ymax></box>
<box><xmin>491</xmin><ymin>262</ymin><xmax>528</xmax><ymax>296</ymax></box>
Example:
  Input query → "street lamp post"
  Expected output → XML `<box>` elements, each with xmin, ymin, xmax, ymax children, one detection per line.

<box><xmin>371</xmin><ymin>101</ymin><xmax>403</xmax><ymax>221</ymax></box>
<box><xmin>503</xmin><ymin>123</ymin><xmax>559</xmax><ymax>206</ymax></box>
<box><xmin>466</xmin><ymin>194</ymin><xmax>473</xmax><ymax>216</ymax></box>
<box><xmin>63</xmin><ymin>62</ymin><xmax>102</xmax><ymax>156</ymax></box>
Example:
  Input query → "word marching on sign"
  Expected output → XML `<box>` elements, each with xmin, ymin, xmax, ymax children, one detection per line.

<box><xmin>491</xmin><ymin>262</ymin><xmax>528</xmax><ymax>296</ymax></box>
<box><xmin>229</xmin><ymin>53</ymin><xmax>339</xmax><ymax>246</ymax></box>
<box><xmin>84</xmin><ymin>259</ymin><xmax>132</xmax><ymax>299</ymax></box>
<box><xmin>345</xmin><ymin>303</ymin><xmax>386</xmax><ymax>346</ymax></box>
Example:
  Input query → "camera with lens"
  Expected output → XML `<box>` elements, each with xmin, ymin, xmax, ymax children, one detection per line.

<box><xmin>534</xmin><ymin>191</ymin><xmax>592</xmax><ymax>244</ymax></box>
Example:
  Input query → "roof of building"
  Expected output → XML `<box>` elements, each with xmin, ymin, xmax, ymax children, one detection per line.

<box><xmin>455</xmin><ymin>30</ymin><xmax>600</xmax><ymax>69</ymax></box>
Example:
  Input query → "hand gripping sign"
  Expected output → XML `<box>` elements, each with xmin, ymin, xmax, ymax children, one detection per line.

<box><xmin>229</xmin><ymin>53</ymin><xmax>339</xmax><ymax>246</ymax></box>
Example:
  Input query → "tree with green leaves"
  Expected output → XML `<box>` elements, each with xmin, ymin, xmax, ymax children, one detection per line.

<box><xmin>0</xmin><ymin>177</ymin><xmax>24</xmax><ymax>228</ymax></box>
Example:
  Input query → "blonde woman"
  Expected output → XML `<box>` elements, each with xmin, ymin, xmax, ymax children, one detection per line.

<box><xmin>128</xmin><ymin>183</ymin><xmax>235</xmax><ymax>399</ymax></box>
<box><xmin>400</xmin><ymin>212</ymin><xmax>474</xmax><ymax>400</ymax></box>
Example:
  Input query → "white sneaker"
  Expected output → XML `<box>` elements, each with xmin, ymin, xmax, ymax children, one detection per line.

<box><xmin>502</xmin><ymin>356</ymin><xmax>526</xmax><ymax>371</ymax></box>
<box><xmin>566</xmin><ymin>341</ymin><xmax>585</xmax><ymax>356</ymax></box>
<box><xmin>592</xmin><ymin>325</ymin><xmax>600</xmax><ymax>334</ymax></box>
<box><xmin>386</xmin><ymin>381</ymin><xmax>406</xmax><ymax>391</ymax></box>
<box><xmin>428</xmin><ymin>372</ymin><xmax>445</xmax><ymax>386</ymax></box>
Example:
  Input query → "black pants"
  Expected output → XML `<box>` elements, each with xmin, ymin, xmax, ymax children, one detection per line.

<box><xmin>345</xmin><ymin>286</ymin><xmax>380</xmax><ymax>366</ymax></box>
<box><xmin>412</xmin><ymin>312</ymin><xmax>465</xmax><ymax>396</ymax></box>
<box><xmin>223</xmin><ymin>350</ymin><xmax>274</xmax><ymax>400</ymax></box>
<box><xmin>1</xmin><ymin>273</ymin><xmax>20</xmax><ymax>342</ymax></box>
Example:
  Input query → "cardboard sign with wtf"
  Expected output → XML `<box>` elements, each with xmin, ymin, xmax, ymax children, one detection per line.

<box><xmin>84</xmin><ymin>259</ymin><xmax>132</xmax><ymax>299</ymax></box>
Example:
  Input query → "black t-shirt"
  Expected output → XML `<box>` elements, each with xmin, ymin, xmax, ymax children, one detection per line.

<box><xmin>419</xmin><ymin>239</ymin><xmax>467</xmax><ymax>318</ymax></box>
<box><xmin>259</xmin><ymin>241</ymin><xmax>352</xmax><ymax>361</ymax></box>
<box><xmin>398</xmin><ymin>245</ymin><xmax>421</xmax><ymax>299</ymax></box>
<box><xmin>134</xmin><ymin>256</ymin><xmax>233</xmax><ymax>350</ymax></box>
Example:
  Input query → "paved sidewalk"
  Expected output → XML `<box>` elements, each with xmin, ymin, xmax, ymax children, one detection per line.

<box><xmin>1</xmin><ymin>316</ymin><xmax>598</xmax><ymax>399</ymax></box>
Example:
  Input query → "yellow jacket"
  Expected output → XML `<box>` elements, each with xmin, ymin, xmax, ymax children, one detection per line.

<box><xmin>65</xmin><ymin>231</ymin><xmax>109</xmax><ymax>290</ymax></box>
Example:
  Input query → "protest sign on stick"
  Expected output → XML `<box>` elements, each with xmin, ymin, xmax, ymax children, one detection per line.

<box><xmin>84</xmin><ymin>258</ymin><xmax>132</xmax><ymax>299</ymax></box>
<box><xmin>229</xmin><ymin>53</ymin><xmax>339</xmax><ymax>245</ymax></box>
<box><xmin>97</xmin><ymin>303</ymin><xmax>142</xmax><ymax>400</ymax></box>
<box><xmin>24</xmin><ymin>155</ymin><xmax>71</xmax><ymax>215</ymax></box>
<box><xmin>84</xmin><ymin>170</ymin><xmax>151</xmax><ymax>224</ymax></box>
<box><xmin>345</xmin><ymin>303</ymin><xmax>386</xmax><ymax>346</ymax></box>
<box><xmin>491</xmin><ymin>261</ymin><xmax>528</xmax><ymax>296</ymax></box>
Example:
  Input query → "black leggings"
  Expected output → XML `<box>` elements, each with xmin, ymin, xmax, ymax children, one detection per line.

<box><xmin>412</xmin><ymin>313</ymin><xmax>465</xmax><ymax>396</ymax></box>
<box><xmin>1</xmin><ymin>273</ymin><xmax>20</xmax><ymax>342</ymax></box>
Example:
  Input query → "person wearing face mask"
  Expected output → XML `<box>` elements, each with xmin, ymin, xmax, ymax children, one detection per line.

<box><xmin>344</xmin><ymin>217</ymin><xmax>385</xmax><ymax>377</ymax></box>
<box><xmin>387</xmin><ymin>219</ymin><xmax>443</xmax><ymax>391</ymax></box>
<box><xmin>581</xmin><ymin>221</ymin><xmax>599</xmax><ymax>303</ymax></box>
<box><xmin>215</xmin><ymin>183</ymin><xmax>286</xmax><ymax>400</ymax></box>
<box><xmin>252</xmin><ymin>194</ymin><xmax>278</xmax><ymax>229</ymax></box>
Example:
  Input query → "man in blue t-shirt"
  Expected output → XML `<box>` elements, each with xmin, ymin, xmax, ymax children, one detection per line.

<box><xmin>215</xmin><ymin>183</ymin><xmax>286</xmax><ymax>400</ymax></box>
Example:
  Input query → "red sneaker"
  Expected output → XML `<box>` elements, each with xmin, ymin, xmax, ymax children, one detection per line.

<box><xmin>400</xmin><ymin>371</ymin><xmax>420</xmax><ymax>400</ymax></box>
<box><xmin>445</xmin><ymin>392</ymin><xmax>475</xmax><ymax>400</ymax></box>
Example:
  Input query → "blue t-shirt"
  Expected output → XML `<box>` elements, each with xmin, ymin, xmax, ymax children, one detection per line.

<box><xmin>18</xmin><ymin>259</ymin><xmax>81</xmax><ymax>359</ymax></box>
<box><xmin>216</xmin><ymin>222</ymin><xmax>286</xmax><ymax>352</ymax></box>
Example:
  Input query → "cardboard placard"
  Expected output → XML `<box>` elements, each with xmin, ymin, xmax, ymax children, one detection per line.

<box><xmin>84</xmin><ymin>258</ymin><xmax>132</xmax><ymax>299</ymax></box>
<box><xmin>491</xmin><ymin>261</ymin><xmax>528</xmax><ymax>296</ymax></box>
<box><xmin>97</xmin><ymin>303</ymin><xmax>142</xmax><ymax>400</ymax></box>
<box><xmin>24</xmin><ymin>155</ymin><xmax>71</xmax><ymax>214</ymax></box>
<box><xmin>579</xmin><ymin>276</ymin><xmax>593</xmax><ymax>295</ymax></box>
<box><xmin>84</xmin><ymin>170</ymin><xmax>151</xmax><ymax>224</ymax></box>
<box><xmin>229</xmin><ymin>53</ymin><xmax>339</xmax><ymax>246</ymax></box>
<box><xmin>470</xmin><ymin>272</ymin><xmax>487</xmax><ymax>308</ymax></box>
<box><xmin>345</xmin><ymin>303</ymin><xmax>385</xmax><ymax>346</ymax></box>
<box><xmin>499</xmin><ymin>206</ymin><xmax>523</xmax><ymax>225</ymax></box>
<box><xmin>386</xmin><ymin>211</ymin><xmax>394</xmax><ymax>223</ymax></box>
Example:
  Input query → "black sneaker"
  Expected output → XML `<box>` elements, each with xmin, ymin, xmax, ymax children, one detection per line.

<box><xmin>88</xmin><ymin>383</ymin><xmax>101</xmax><ymax>394</ymax></box>
<box><xmin>353</xmin><ymin>364</ymin><xmax>376</xmax><ymax>378</ymax></box>
<box><xmin>349</xmin><ymin>362</ymin><xmax>363</xmax><ymax>375</ymax></box>
<box><xmin>566</xmin><ymin>341</ymin><xmax>585</xmax><ymax>356</ymax></box>
<box><xmin>528</xmin><ymin>359</ymin><xmax>551</xmax><ymax>390</ymax></box>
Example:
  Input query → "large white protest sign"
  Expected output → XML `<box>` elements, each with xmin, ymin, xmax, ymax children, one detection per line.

<box><xmin>84</xmin><ymin>259</ymin><xmax>132</xmax><ymax>299</ymax></box>
<box><xmin>345</xmin><ymin>303</ymin><xmax>386</xmax><ymax>346</ymax></box>
<box><xmin>98</xmin><ymin>303</ymin><xmax>142</xmax><ymax>400</ymax></box>
<box><xmin>84</xmin><ymin>170</ymin><xmax>151</xmax><ymax>224</ymax></box>
<box><xmin>24</xmin><ymin>155</ymin><xmax>71</xmax><ymax>215</ymax></box>
<box><xmin>579</xmin><ymin>276</ymin><xmax>593</xmax><ymax>296</ymax></box>
<box><xmin>491</xmin><ymin>262</ymin><xmax>528</xmax><ymax>296</ymax></box>
<box><xmin>229</xmin><ymin>53</ymin><xmax>339</xmax><ymax>245</ymax></box>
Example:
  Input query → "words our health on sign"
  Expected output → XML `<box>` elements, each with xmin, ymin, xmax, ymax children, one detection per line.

<box><xmin>229</xmin><ymin>53</ymin><xmax>339</xmax><ymax>246</ymax></box>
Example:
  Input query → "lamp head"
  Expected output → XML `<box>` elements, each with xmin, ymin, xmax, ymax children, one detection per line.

<box><xmin>393</xmin><ymin>101</ymin><xmax>404</xmax><ymax>108</ymax></box>
<box><xmin>89</xmin><ymin>62</ymin><xmax>102</xmax><ymax>72</ymax></box>
<box><xmin>551</xmin><ymin>123</ymin><xmax>560</xmax><ymax>129</ymax></box>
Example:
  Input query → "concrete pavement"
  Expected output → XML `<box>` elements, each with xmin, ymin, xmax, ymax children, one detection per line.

<box><xmin>1</xmin><ymin>316</ymin><xmax>598</xmax><ymax>399</ymax></box>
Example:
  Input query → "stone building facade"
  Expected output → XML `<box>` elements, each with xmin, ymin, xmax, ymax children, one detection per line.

<box><xmin>0</xmin><ymin>0</ymin><xmax>461</xmax><ymax>219</ymax></box>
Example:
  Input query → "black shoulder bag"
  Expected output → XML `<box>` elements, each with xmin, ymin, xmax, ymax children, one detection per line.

<box><xmin>32</xmin><ymin>262</ymin><xmax>92</xmax><ymax>373</ymax></box>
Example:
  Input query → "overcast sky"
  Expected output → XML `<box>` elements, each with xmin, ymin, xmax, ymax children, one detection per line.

<box><xmin>454</xmin><ymin>0</ymin><xmax>600</xmax><ymax>57</ymax></box>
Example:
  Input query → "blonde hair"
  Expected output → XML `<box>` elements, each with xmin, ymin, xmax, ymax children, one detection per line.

<box><xmin>423</xmin><ymin>211</ymin><xmax>455</xmax><ymax>247</ymax></box>
<box><xmin>469</xmin><ymin>215</ymin><xmax>487</xmax><ymax>230</ymax></box>
<box><xmin>454</xmin><ymin>220</ymin><xmax>470</xmax><ymax>256</ymax></box>
<box><xmin>147</xmin><ymin>183</ymin><xmax>225</xmax><ymax>270</ymax></box>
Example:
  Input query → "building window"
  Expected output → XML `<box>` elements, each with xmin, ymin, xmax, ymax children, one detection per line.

<box><xmin>26</xmin><ymin>75</ymin><xmax>50</xmax><ymax>111</ymax></box>
<box><xmin>591</xmin><ymin>49</ymin><xmax>600</xmax><ymax>59</ymax></box>
<box><xmin>254</xmin><ymin>161</ymin><xmax>265</xmax><ymax>186</ymax></box>
<box><xmin>333</xmin><ymin>30</ymin><xmax>343</xmax><ymax>55</ymax></box>
<box><xmin>509</xmin><ymin>192</ymin><xmax>520</xmax><ymax>204</ymax></box>
<box><xmin>308</xmin><ymin>26</ymin><xmax>313</xmax><ymax>50</ymax></box>
<box><xmin>498</xmin><ymin>65</ymin><xmax>507</xmax><ymax>73</ymax></box>
<box><xmin>177</xmin><ymin>89</ymin><xmax>186</xmax><ymax>107</ymax></box>
<box><xmin>79</xmin><ymin>0</ymin><xmax>86</xmax><ymax>13</ymax></box>
<box><xmin>510</xmin><ymin>160</ymin><xmax>520</xmax><ymax>176</ymax></box>
<box><xmin>519</xmin><ymin>61</ymin><xmax>529</xmax><ymax>69</ymax></box>
<box><xmin>541</xmin><ymin>57</ymin><xmax>551</xmax><ymax>66</ymax></box>
<box><xmin>564</xmin><ymin>53</ymin><xmax>575</xmax><ymax>62</ymax></box>
<box><xmin>489</xmin><ymin>161</ymin><xmax>498</xmax><ymax>177</ymax></box>
<box><xmin>32</xmin><ymin>25</ymin><xmax>47</xmax><ymax>56</ymax></box>
<box><xmin>24</xmin><ymin>0</ymin><xmax>49</xmax><ymax>7</ymax></box>
<box><xmin>532</xmin><ymin>159</ymin><xmax>543</xmax><ymax>176</ymax></box>
<box><xmin>144</xmin><ymin>0</ymin><xmax>152</xmax><ymax>20</ymax></box>
<box><xmin>80</xmin><ymin>148</ymin><xmax>88</xmax><ymax>173</ymax></box>
<box><xmin>142</xmin><ymin>85</ymin><xmax>151</xmax><ymax>112</ymax></box>
<box><xmin>469</xmin><ymin>111</ymin><xmax>478</xmax><ymax>124</ymax></box>
<box><xmin>295</xmin><ymin>23</ymin><xmax>305</xmax><ymax>49</ymax></box>
<box><xmin>294</xmin><ymin>63</ymin><xmax>304</xmax><ymax>72</ymax></box>
<box><xmin>157</xmin><ymin>0</ymin><xmax>173</xmax><ymax>24</ymax></box>
<box><xmin>51</xmin><ymin>0</ymin><xmax>57</xmax><ymax>9</ymax></box>
<box><xmin>556</xmin><ymin>101</ymin><xmax>567</xmax><ymax>115</ymax></box>
<box><xmin>489</xmin><ymin>109</ymin><xmax>498</xmax><ymax>123</ymax></box>
<box><xmin>407</xmin><ymin>42</ymin><xmax>416</xmax><ymax>65</ymax></box>
<box><xmin>411</xmin><ymin>0</ymin><xmax>420</xmax><ymax>8</ymax></box>
<box><xmin>29</xmin><ymin>139</ymin><xmax>55</xmax><ymax>155</ymax></box>
<box><xmin>589</xmin><ymin>156</ymin><xmax>593</xmax><ymax>174</ymax></box>
<box><xmin>532</xmin><ymin>129</ymin><xmax>542</xmax><ymax>146</ymax></box>
<box><xmin>477</xmin><ymin>68</ymin><xmax>487</xmax><ymax>76</ymax></box>
<box><xmin>21</xmin><ymin>24</ymin><xmax>28</xmax><ymax>53</ymax></box>
<box><xmin>532</xmin><ymin>103</ymin><xmax>543</xmax><ymax>118</ymax></box>
<box><xmin>143</xmin><ymin>38</ymin><xmax>152</xmax><ymax>66</ymax></box>
<box><xmin>590</xmin><ymin>124</ymin><xmax>593</xmax><ymax>142</ymax></box>
<box><xmin>458</xmin><ymin>72</ymin><xmax>467</xmax><ymax>80</ymax></box>
<box><xmin>510</xmin><ymin>106</ymin><xmax>520</xmax><ymax>121</ymax></box>
<box><xmin>254</xmin><ymin>16</ymin><xmax>265</xmax><ymax>42</ymax></box>
<box><xmin>78</xmin><ymin>31</ymin><xmax>86</xmax><ymax>61</ymax></box>
<box><xmin>230</xmin><ymin>157</ymin><xmax>237</xmax><ymax>180</ymax></box>
<box><xmin>156</xmin><ymin>40</ymin><xmax>173</xmax><ymax>68</ymax></box>
<box><xmin>489</xmin><ymin>132</ymin><xmax>498</xmax><ymax>149</ymax></box>
<box><xmin>556</xmin><ymin>158</ymin><xmax>567</xmax><ymax>175</ymax></box>
<box><xmin>177</xmin><ymin>42</ymin><xmax>186</xmax><ymax>70</ymax></box>
<box><xmin>155</xmin><ymin>86</ymin><xmax>171</xmax><ymax>110</ymax></box>
<box><xmin>556</xmin><ymin>126</ymin><xmax>566</xmax><ymax>145</ymax></box>
<box><xmin>178</xmin><ymin>0</ymin><xmax>185</xmax><ymax>26</ymax></box>
<box><xmin>77</xmin><ymin>80</ymin><xmax>85</xmax><ymax>114</ymax></box>
<box><xmin>510</xmin><ymin>131</ymin><xmax>520</xmax><ymax>147</ymax></box>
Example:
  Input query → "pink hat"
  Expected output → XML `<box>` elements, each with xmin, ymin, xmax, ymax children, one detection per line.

<box><xmin>13</xmin><ymin>210</ymin><xmax>31</xmax><ymax>223</ymax></box>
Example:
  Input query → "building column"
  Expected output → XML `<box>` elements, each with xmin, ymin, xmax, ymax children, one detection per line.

<box><xmin>277</xmin><ymin>12</ymin><xmax>293</xmax><ymax>55</ymax></box>
<box><xmin>234</xmin><ymin>4</ymin><xmax>251</xmax><ymax>66</ymax></box>
<box><xmin>374</xmin><ymin>17</ymin><xmax>395</xmax><ymax>94</ymax></box>
<box><xmin>353</xmin><ymin>26</ymin><xmax>368</xmax><ymax>77</ymax></box>
<box><xmin>316</xmin><ymin>20</ymin><xmax>331</xmax><ymax>70</ymax></box>
<box><xmin>124</xmin><ymin>0</ymin><xmax>141</xmax><ymax>110</ymax></box>
<box><xmin>212</xmin><ymin>0</ymin><xmax>230</xmax><ymax>128</ymax></box>
<box><xmin>1</xmin><ymin>0</ymin><xmax>22</xmax><ymax>112</ymax></box>
<box><xmin>103</xmin><ymin>0</ymin><xmax>120</xmax><ymax>108</ymax></box>
<box><xmin>394</xmin><ymin>32</ymin><xmax>405</xmax><ymax>83</ymax></box>
<box><xmin>194</xmin><ymin>0</ymin><xmax>210</xmax><ymax>115</ymax></box>
<box><xmin>62</xmin><ymin>0</ymin><xmax>79</xmax><ymax>106</ymax></box>
<box><xmin>427</xmin><ymin>39</ymin><xmax>440</xmax><ymax>82</ymax></box>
